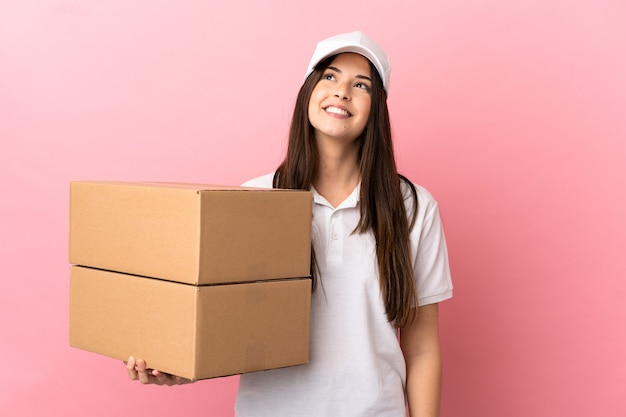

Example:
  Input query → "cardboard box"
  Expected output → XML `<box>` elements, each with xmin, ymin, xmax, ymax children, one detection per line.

<box><xmin>69</xmin><ymin>266</ymin><xmax>311</xmax><ymax>380</ymax></box>
<box><xmin>69</xmin><ymin>181</ymin><xmax>312</xmax><ymax>285</ymax></box>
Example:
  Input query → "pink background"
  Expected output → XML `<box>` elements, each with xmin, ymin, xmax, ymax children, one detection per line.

<box><xmin>1</xmin><ymin>1</ymin><xmax>625</xmax><ymax>416</ymax></box>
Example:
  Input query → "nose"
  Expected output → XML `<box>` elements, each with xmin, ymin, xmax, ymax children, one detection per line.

<box><xmin>334</xmin><ymin>82</ymin><xmax>351</xmax><ymax>100</ymax></box>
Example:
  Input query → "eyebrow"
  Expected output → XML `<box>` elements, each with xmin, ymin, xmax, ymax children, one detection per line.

<box><xmin>327</xmin><ymin>65</ymin><xmax>372</xmax><ymax>82</ymax></box>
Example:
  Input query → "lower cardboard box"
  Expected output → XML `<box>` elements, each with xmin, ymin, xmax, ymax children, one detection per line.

<box><xmin>69</xmin><ymin>266</ymin><xmax>311</xmax><ymax>380</ymax></box>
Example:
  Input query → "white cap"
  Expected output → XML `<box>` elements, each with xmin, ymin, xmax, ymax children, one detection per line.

<box><xmin>304</xmin><ymin>31</ymin><xmax>391</xmax><ymax>93</ymax></box>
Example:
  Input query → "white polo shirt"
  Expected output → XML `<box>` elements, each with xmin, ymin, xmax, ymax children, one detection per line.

<box><xmin>235</xmin><ymin>173</ymin><xmax>453</xmax><ymax>417</ymax></box>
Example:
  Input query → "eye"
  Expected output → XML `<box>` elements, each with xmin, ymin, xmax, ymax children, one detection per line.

<box><xmin>354</xmin><ymin>82</ymin><xmax>371</xmax><ymax>92</ymax></box>
<box><xmin>322</xmin><ymin>72</ymin><xmax>336</xmax><ymax>81</ymax></box>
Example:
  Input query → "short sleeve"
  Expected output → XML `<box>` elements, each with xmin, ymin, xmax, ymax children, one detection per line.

<box><xmin>409</xmin><ymin>185</ymin><xmax>453</xmax><ymax>306</ymax></box>
<box><xmin>241</xmin><ymin>173</ymin><xmax>275</xmax><ymax>188</ymax></box>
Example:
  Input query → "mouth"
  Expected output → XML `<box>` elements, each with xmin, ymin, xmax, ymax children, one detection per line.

<box><xmin>324</xmin><ymin>106</ymin><xmax>351</xmax><ymax>117</ymax></box>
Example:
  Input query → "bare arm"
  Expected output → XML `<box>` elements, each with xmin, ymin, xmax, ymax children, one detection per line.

<box><xmin>400</xmin><ymin>303</ymin><xmax>442</xmax><ymax>417</ymax></box>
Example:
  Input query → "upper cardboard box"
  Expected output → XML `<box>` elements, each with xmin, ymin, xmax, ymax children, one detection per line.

<box><xmin>69</xmin><ymin>181</ymin><xmax>312</xmax><ymax>285</ymax></box>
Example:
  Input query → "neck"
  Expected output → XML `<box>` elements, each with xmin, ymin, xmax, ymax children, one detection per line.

<box><xmin>313</xmin><ymin>136</ymin><xmax>361</xmax><ymax>207</ymax></box>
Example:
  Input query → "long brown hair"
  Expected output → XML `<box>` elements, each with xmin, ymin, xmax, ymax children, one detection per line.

<box><xmin>274</xmin><ymin>55</ymin><xmax>419</xmax><ymax>327</ymax></box>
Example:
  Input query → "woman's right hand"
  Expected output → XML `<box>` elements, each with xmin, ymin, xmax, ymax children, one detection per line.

<box><xmin>126</xmin><ymin>356</ymin><xmax>194</xmax><ymax>386</ymax></box>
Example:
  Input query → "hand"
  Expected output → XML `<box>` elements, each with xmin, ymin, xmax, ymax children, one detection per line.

<box><xmin>125</xmin><ymin>356</ymin><xmax>194</xmax><ymax>386</ymax></box>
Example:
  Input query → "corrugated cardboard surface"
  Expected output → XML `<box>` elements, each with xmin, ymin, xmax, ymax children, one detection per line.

<box><xmin>69</xmin><ymin>266</ymin><xmax>311</xmax><ymax>380</ymax></box>
<box><xmin>69</xmin><ymin>181</ymin><xmax>312</xmax><ymax>285</ymax></box>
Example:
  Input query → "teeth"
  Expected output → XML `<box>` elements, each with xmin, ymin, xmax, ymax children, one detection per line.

<box><xmin>326</xmin><ymin>106</ymin><xmax>350</xmax><ymax>116</ymax></box>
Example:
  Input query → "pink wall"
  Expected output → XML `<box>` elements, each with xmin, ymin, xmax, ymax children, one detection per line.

<box><xmin>1</xmin><ymin>1</ymin><xmax>625</xmax><ymax>416</ymax></box>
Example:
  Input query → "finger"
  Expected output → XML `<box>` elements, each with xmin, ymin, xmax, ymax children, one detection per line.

<box><xmin>153</xmin><ymin>370</ymin><xmax>171</xmax><ymax>386</ymax></box>
<box><xmin>126</xmin><ymin>356</ymin><xmax>139</xmax><ymax>381</ymax></box>
<box><xmin>135</xmin><ymin>359</ymin><xmax>152</xmax><ymax>384</ymax></box>
<box><xmin>152</xmin><ymin>370</ymin><xmax>191</xmax><ymax>386</ymax></box>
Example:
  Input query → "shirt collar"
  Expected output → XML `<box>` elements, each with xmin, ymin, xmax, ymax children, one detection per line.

<box><xmin>311</xmin><ymin>183</ymin><xmax>360</xmax><ymax>209</ymax></box>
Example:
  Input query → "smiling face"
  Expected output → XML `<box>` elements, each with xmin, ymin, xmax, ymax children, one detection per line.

<box><xmin>307</xmin><ymin>53</ymin><xmax>373</xmax><ymax>145</ymax></box>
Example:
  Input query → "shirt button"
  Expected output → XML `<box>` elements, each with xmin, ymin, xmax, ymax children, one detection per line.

<box><xmin>332</xmin><ymin>232</ymin><xmax>339</xmax><ymax>240</ymax></box>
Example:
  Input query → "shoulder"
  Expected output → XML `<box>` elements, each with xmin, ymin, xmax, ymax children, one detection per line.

<box><xmin>400</xmin><ymin>177</ymin><xmax>439</xmax><ymax>216</ymax></box>
<box><xmin>241</xmin><ymin>173</ymin><xmax>276</xmax><ymax>188</ymax></box>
